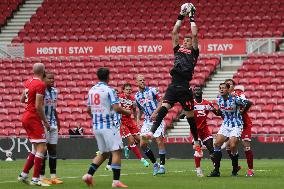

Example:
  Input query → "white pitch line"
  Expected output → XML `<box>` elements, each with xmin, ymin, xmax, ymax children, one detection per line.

<box><xmin>0</xmin><ymin>169</ymin><xmax>273</xmax><ymax>184</ymax></box>
<box><xmin>0</xmin><ymin>170</ymin><xmax>188</xmax><ymax>184</ymax></box>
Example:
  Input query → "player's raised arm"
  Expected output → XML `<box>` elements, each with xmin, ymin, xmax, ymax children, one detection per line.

<box><xmin>172</xmin><ymin>3</ymin><xmax>189</xmax><ymax>47</ymax></box>
<box><xmin>188</xmin><ymin>3</ymin><xmax>198</xmax><ymax>50</ymax></box>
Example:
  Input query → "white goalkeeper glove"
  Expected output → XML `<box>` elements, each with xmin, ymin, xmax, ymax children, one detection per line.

<box><xmin>180</xmin><ymin>3</ymin><xmax>191</xmax><ymax>16</ymax></box>
<box><xmin>188</xmin><ymin>3</ymin><xmax>196</xmax><ymax>22</ymax></box>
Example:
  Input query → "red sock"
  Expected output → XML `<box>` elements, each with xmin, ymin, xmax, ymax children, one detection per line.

<box><xmin>194</xmin><ymin>156</ymin><xmax>201</xmax><ymax>168</ymax></box>
<box><xmin>23</xmin><ymin>152</ymin><xmax>35</xmax><ymax>174</ymax></box>
<box><xmin>129</xmin><ymin>144</ymin><xmax>143</xmax><ymax>159</ymax></box>
<box><xmin>245</xmin><ymin>150</ymin><xmax>254</xmax><ymax>169</ymax></box>
<box><xmin>33</xmin><ymin>153</ymin><xmax>44</xmax><ymax>179</ymax></box>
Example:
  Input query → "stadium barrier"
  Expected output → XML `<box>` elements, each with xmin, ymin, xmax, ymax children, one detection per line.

<box><xmin>0</xmin><ymin>135</ymin><xmax>284</xmax><ymax>160</ymax></box>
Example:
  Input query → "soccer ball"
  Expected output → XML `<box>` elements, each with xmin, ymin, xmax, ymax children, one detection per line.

<box><xmin>180</xmin><ymin>3</ymin><xmax>192</xmax><ymax>15</ymax></box>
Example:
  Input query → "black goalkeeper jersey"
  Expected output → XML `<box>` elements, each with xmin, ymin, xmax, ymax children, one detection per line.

<box><xmin>170</xmin><ymin>45</ymin><xmax>199</xmax><ymax>87</ymax></box>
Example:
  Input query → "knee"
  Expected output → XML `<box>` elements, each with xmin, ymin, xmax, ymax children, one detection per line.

<box><xmin>230</xmin><ymin>143</ymin><xmax>237</xmax><ymax>150</ymax></box>
<box><xmin>128</xmin><ymin>137</ymin><xmax>135</xmax><ymax>144</ymax></box>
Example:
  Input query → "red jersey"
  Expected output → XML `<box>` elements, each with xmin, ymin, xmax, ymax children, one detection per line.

<box><xmin>234</xmin><ymin>89</ymin><xmax>252</xmax><ymax>126</ymax></box>
<box><xmin>194</xmin><ymin>99</ymin><xmax>215</xmax><ymax>129</ymax></box>
<box><xmin>23</xmin><ymin>78</ymin><xmax>46</xmax><ymax>113</ymax></box>
<box><xmin>118</xmin><ymin>93</ymin><xmax>135</xmax><ymax>120</ymax></box>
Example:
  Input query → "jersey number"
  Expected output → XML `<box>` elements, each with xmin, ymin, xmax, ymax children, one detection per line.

<box><xmin>197</xmin><ymin>110</ymin><xmax>206</xmax><ymax>117</ymax></box>
<box><xmin>93</xmin><ymin>93</ymin><xmax>100</xmax><ymax>105</ymax></box>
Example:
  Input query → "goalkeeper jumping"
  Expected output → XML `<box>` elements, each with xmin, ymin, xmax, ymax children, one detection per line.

<box><xmin>143</xmin><ymin>3</ymin><xmax>202</xmax><ymax>155</ymax></box>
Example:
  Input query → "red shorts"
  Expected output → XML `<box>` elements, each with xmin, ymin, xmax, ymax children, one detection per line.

<box><xmin>22</xmin><ymin>111</ymin><xmax>46</xmax><ymax>143</ymax></box>
<box><xmin>197</xmin><ymin>125</ymin><xmax>213</xmax><ymax>142</ymax></box>
<box><xmin>241</xmin><ymin>123</ymin><xmax>252</xmax><ymax>141</ymax></box>
<box><xmin>120</xmin><ymin>119</ymin><xmax>140</xmax><ymax>138</ymax></box>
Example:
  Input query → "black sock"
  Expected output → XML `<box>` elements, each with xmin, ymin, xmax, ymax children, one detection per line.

<box><xmin>150</xmin><ymin>106</ymin><xmax>168</xmax><ymax>133</ymax></box>
<box><xmin>40</xmin><ymin>155</ymin><xmax>47</xmax><ymax>176</ymax></box>
<box><xmin>210</xmin><ymin>155</ymin><xmax>215</xmax><ymax>165</ymax></box>
<box><xmin>108</xmin><ymin>155</ymin><xmax>112</xmax><ymax>166</ymax></box>
<box><xmin>227</xmin><ymin>149</ymin><xmax>233</xmax><ymax>160</ymax></box>
<box><xmin>87</xmin><ymin>163</ymin><xmax>98</xmax><ymax>176</ymax></box>
<box><xmin>49</xmin><ymin>156</ymin><xmax>57</xmax><ymax>174</ymax></box>
<box><xmin>143</xmin><ymin>147</ymin><xmax>156</xmax><ymax>164</ymax></box>
<box><xmin>231</xmin><ymin>153</ymin><xmax>239</xmax><ymax>171</ymax></box>
<box><xmin>159</xmin><ymin>153</ymin><xmax>166</xmax><ymax>165</ymax></box>
<box><xmin>111</xmin><ymin>164</ymin><xmax>121</xmax><ymax>180</ymax></box>
<box><xmin>213</xmin><ymin>148</ymin><xmax>222</xmax><ymax>171</ymax></box>
<box><xmin>187</xmin><ymin>117</ymin><xmax>198</xmax><ymax>141</ymax></box>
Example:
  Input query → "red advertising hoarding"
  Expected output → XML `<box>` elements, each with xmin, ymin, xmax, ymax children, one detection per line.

<box><xmin>24</xmin><ymin>39</ymin><xmax>246</xmax><ymax>57</ymax></box>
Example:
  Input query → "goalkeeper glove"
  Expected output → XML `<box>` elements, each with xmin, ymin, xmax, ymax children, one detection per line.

<box><xmin>188</xmin><ymin>3</ymin><xmax>196</xmax><ymax>22</ymax></box>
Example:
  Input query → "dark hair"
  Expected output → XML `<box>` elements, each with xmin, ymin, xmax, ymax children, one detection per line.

<box><xmin>225</xmin><ymin>79</ymin><xmax>236</xmax><ymax>86</ymax></box>
<box><xmin>219</xmin><ymin>82</ymin><xmax>230</xmax><ymax>89</ymax></box>
<box><xmin>122</xmin><ymin>83</ymin><xmax>132</xmax><ymax>90</ymax></box>
<box><xmin>97</xmin><ymin>67</ymin><xmax>109</xmax><ymax>82</ymax></box>
<box><xmin>184</xmin><ymin>35</ymin><xmax>192</xmax><ymax>39</ymax></box>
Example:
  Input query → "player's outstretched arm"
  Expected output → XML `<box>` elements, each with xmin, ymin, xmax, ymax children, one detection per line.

<box><xmin>112</xmin><ymin>104</ymin><xmax>131</xmax><ymax>116</ymax></box>
<box><xmin>172</xmin><ymin>3</ymin><xmax>189</xmax><ymax>48</ymax></box>
<box><xmin>188</xmin><ymin>3</ymin><xmax>198</xmax><ymax>50</ymax></box>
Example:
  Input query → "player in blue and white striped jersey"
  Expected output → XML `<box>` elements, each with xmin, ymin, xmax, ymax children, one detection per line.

<box><xmin>83</xmin><ymin>68</ymin><xmax>130</xmax><ymax>188</ymax></box>
<box><xmin>40</xmin><ymin>72</ymin><xmax>63</xmax><ymax>185</ymax></box>
<box><xmin>135</xmin><ymin>74</ymin><xmax>167</xmax><ymax>176</ymax></box>
<box><xmin>208</xmin><ymin>82</ymin><xmax>252</xmax><ymax>177</ymax></box>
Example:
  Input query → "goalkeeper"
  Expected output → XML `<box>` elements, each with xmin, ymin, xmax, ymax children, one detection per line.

<box><xmin>143</xmin><ymin>3</ymin><xmax>202</xmax><ymax>155</ymax></box>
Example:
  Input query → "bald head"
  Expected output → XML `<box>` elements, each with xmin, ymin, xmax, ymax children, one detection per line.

<box><xmin>136</xmin><ymin>74</ymin><xmax>145</xmax><ymax>91</ymax></box>
<box><xmin>33</xmin><ymin>63</ymin><xmax>45</xmax><ymax>75</ymax></box>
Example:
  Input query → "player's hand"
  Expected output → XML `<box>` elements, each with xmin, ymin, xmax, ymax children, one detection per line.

<box><xmin>150</xmin><ymin>113</ymin><xmax>157</xmax><ymax>121</ymax></box>
<box><xmin>188</xmin><ymin>3</ymin><xmax>196</xmax><ymax>22</ymax></box>
<box><xmin>44</xmin><ymin>122</ymin><xmax>51</xmax><ymax>131</ymax></box>
<box><xmin>180</xmin><ymin>3</ymin><xmax>191</xmax><ymax>16</ymax></box>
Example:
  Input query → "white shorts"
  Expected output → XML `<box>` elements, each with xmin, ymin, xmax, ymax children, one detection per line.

<box><xmin>217</xmin><ymin>125</ymin><xmax>243</xmax><ymax>138</ymax></box>
<box><xmin>93</xmin><ymin>128</ymin><xmax>123</xmax><ymax>153</ymax></box>
<box><xmin>141</xmin><ymin>119</ymin><xmax>165</xmax><ymax>138</ymax></box>
<box><xmin>46</xmin><ymin>127</ymin><xmax>58</xmax><ymax>144</ymax></box>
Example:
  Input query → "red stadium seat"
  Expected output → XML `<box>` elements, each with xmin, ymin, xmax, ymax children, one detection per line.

<box><xmin>257</xmin><ymin>126</ymin><xmax>270</xmax><ymax>134</ymax></box>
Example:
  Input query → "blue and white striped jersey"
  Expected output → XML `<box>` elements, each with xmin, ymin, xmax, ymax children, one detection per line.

<box><xmin>44</xmin><ymin>87</ymin><xmax>58</xmax><ymax>127</ymax></box>
<box><xmin>87</xmin><ymin>82</ymin><xmax>119</xmax><ymax>130</ymax></box>
<box><xmin>135</xmin><ymin>87</ymin><xmax>161</xmax><ymax>120</ymax></box>
<box><xmin>217</xmin><ymin>94</ymin><xmax>249</xmax><ymax>128</ymax></box>
<box><xmin>112</xmin><ymin>110</ymin><xmax>122</xmax><ymax>129</ymax></box>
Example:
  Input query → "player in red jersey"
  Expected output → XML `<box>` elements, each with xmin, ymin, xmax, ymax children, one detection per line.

<box><xmin>119</xmin><ymin>83</ymin><xmax>150</xmax><ymax>167</ymax></box>
<box><xmin>192</xmin><ymin>86</ymin><xmax>219</xmax><ymax>177</ymax></box>
<box><xmin>18</xmin><ymin>63</ymin><xmax>51</xmax><ymax>186</ymax></box>
<box><xmin>225</xmin><ymin>79</ymin><xmax>254</xmax><ymax>177</ymax></box>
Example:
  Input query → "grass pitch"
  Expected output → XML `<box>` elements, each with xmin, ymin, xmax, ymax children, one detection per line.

<box><xmin>0</xmin><ymin>159</ymin><xmax>283</xmax><ymax>189</ymax></box>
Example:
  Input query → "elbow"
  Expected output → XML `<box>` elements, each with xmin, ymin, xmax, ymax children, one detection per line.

<box><xmin>172</xmin><ymin>28</ymin><xmax>178</xmax><ymax>35</ymax></box>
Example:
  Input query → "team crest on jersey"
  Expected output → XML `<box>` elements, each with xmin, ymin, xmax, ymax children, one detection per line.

<box><xmin>178</xmin><ymin>47</ymin><xmax>192</xmax><ymax>54</ymax></box>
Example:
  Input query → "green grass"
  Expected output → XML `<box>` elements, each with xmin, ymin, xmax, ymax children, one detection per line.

<box><xmin>0</xmin><ymin>159</ymin><xmax>283</xmax><ymax>189</ymax></box>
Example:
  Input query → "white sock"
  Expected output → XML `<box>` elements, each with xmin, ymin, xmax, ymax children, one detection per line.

<box><xmin>50</xmin><ymin>174</ymin><xmax>56</xmax><ymax>179</ymax></box>
<box><xmin>113</xmin><ymin>180</ymin><xmax>119</xmax><ymax>184</ymax></box>
<box><xmin>32</xmin><ymin>177</ymin><xmax>39</xmax><ymax>182</ymax></box>
<box><xmin>160</xmin><ymin>165</ymin><xmax>164</xmax><ymax>168</ymax></box>
<box><xmin>21</xmin><ymin>172</ymin><xmax>28</xmax><ymax>178</ymax></box>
